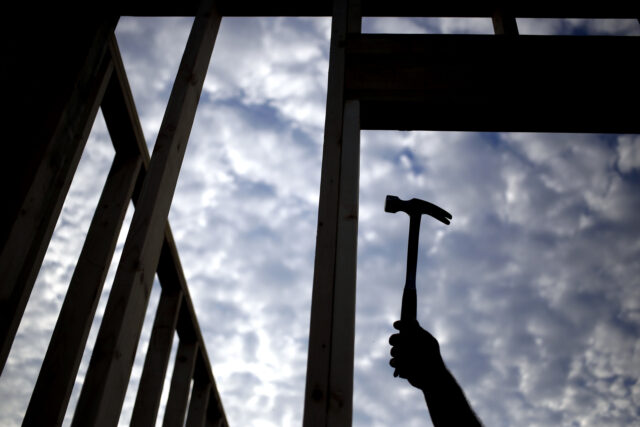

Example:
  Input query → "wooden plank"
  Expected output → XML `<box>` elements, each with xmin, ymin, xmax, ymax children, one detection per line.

<box><xmin>23</xmin><ymin>34</ymin><xmax>150</xmax><ymax>425</ymax></box>
<box><xmin>346</xmin><ymin>34</ymin><xmax>640</xmax><ymax>132</ymax></box>
<box><xmin>130</xmin><ymin>290</ymin><xmax>183</xmax><ymax>427</ymax></box>
<box><xmin>327</xmin><ymin>99</ymin><xmax>360</xmax><ymax>425</ymax></box>
<box><xmin>23</xmin><ymin>151</ymin><xmax>142</xmax><ymax>427</ymax></box>
<box><xmin>115</xmin><ymin>0</ymin><xmax>640</xmax><ymax>18</ymax></box>
<box><xmin>103</xmin><ymin>35</ymin><xmax>150</xmax><ymax>160</ymax></box>
<box><xmin>303</xmin><ymin>0</ymin><xmax>360</xmax><ymax>425</ymax></box>
<box><xmin>1</xmin><ymin>16</ymin><xmax>116</xmax><ymax>249</ymax></box>
<box><xmin>206</xmin><ymin>387</ymin><xmax>228</xmax><ymax>427</ymax></box>
<box><xmin>108</xmin><ymin>32</ymin><xmax>228</xmax><ymax>426</ymax></box>
<box><xmin>492</xmin><ymin>7</ymin><xmax>519</xmax><ymax>35</ymax></box>
<box><xmin>0</xmin><ymin>17</ymin><xmax>117</xmax><ymax>374</ymax></box>
<box><xmin>163</xmin><ymin>341</ymin><xmax>199</xmax><ymax>427</ymax></box>
<box><xmin>71</xmin><ymin>3</ymin><xmax>221</xmax><ymax>425</ymax></box>
<box><xmin>159</xmin><ymin>230</ymin><xmax>228</xmax><ymax>425</ymax></box>
<box><xmin>303</xmin><ymin>0</ymin><xmax>349</xmax><ymax>423</ymax></box>
<box><xmin>185</xmin><ymin>375</ymin><xmax>211</xmax><ymax>427</ymax></box>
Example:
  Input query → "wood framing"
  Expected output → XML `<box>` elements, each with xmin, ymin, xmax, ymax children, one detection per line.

<box><xmin>346</xmin><ymin>35</ymin><xmax>640</xmax><ymax>132</ymax></box>
<box><xmin>115</xmin><ymin>0</ymin><xmax>640</xmax><ymax>18</ymax></box>
<box><xmin>131</xmin><ymin>290</ymin><xmax>184</xmax><ymax>426</ymax></box>
<box><xmin>2</xmin><ymin>2</ymin><xmax>639</xmax><ymax>427</ymax></box>
<box><xmin>163</xmin><ymin>341</ymin><xmax>200</xmax><ymax>426</ymax></box>
<box><xmin>0</xmin><ymin>17</ymin><xmax>117</xmax><ymax>374</ymax></box>
<box><xmin>24</xmin><ymin>151</ymin><xmax>142</xmax><ymax>426</ymax></box>
<box><xmin>71</xmin><ymin>4</ymin><xmax>221</xmax><ymax>425</ymax></box>
<box><xmin>303</xmin><ymin>0</ymin><xmax>361</xmax><ymax>425</ymax></box>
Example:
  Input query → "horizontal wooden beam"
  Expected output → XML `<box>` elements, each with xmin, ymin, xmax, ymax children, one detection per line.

<box><xmin>114</xmin><ymin>0</ymin><xmax>640</xmax><ymax>17</ymax></box>
<box><xmin>345</xmin><ymin>34</ymin><xmax>640</xmax><ymax>133</ymax></box>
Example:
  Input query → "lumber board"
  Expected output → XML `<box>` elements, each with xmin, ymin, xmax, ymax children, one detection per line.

<box><xmin>345</xmin><ymin>34</ymin><xmax>640</xmax><ymax>132</ymax></box>
<box><xmin>24</xmin><ymin>151</ymin><xmax>142</xmax><ymax>427</ymax></box>
<box><xmin>108</xmin><ymin>33</ymin><xmax>228</xmax><ymax>426</ymax></box>
<box><xmin>326</xmin><ymin>99</ymin><xmax>360</xmax><ymax>425</ymax></box>
<box><xmin>304</xmin><ymin>0</ymin><xmax>361</xmax><ymax>425</ymax></box>
<box><xmin>71</xmin><ymin>3</ymin><xmax>220</xmax><ymax>425</ymax></box>
<box><xmin>131</xmin><ymin>290</ymin><xmax>183</xmax><ymax>426</ymax></box>
<box><xmin>114</xmin><ymin>0</ymin><xmax>640</xmax><ymax>18</ymax></box>
<box><xmin>163</xmin><ymin>341</ymin><xmax>199</xmax><ymax>427</ymax></box>
<box><xmin>0</xmin><ymin>17</ymin><xmax>117</xmax><ymax>375</ymax></box>
<box><xmin>186</xmin><ymin>377</ymin><xmax>212</xmax><ymax>427</ymax></box>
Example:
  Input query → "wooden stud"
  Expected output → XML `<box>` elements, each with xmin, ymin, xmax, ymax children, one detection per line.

<box><xmin>23</xmin><ymin>35</ymin><xmax>153</xmax><ymax>426</ymax></box>
<box><xmin>206</xmin><ymin>387</ymin><xmax>228</xmax><ymax>427</ymax></box>
<box><xmin>131</xmin><ymin>290</ymin><xmax>183</xmax><ymax>426</ymax></box>
<box><xmin>346</xmin><ymin>34</ymin><xmax>640</xmax><ymax>133</ymax></box>
<box><xmin>109</xmin><ymin>33</ymin><xmax>228</xmax><ymax>426</ymax></box>
<box><xmin>326</xmin><ymin>99</ymin><xmax>360</xmax><ymax>425</ymax></box>
<box><xmin>71</xmin><ymin>3</ymin><xmax>220</xmax><ymax>425</ymax></box>
<box><xmin>163</xmin><ymin>341</ymin><xmax>199</xmax><ymax>427</ymax></box>
<box><xmin>185</xmin><ymin>377</ymin><xmax>212</xmax><ymax>427</ymax></box>
<box><xmin>304</xmin><ymin>0</ymin><xmax>361</xmax><ymax>425</ymax></box>
<box><xmin>492</xmin><ymin>7</ymin><xmax>519</xmax><ymax>35</ymax></box>
<box><xmin>23</xmin><ymin>151</ymin><xmax>142</xmax><ymax>427</ymax></box>
<box><xmin>0</xmin><ymin>17</ymin><xmax>117</xmax><ymax>374</ymax></box>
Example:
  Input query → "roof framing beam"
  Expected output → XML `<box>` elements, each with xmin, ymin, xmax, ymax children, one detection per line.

<box><xmin>346</xmin><ymin>34</ymin><xmax>640</xmax><ymax>133</ymax></box>
<box><xmin>114</xmin><ymin>0</ymin><xmax>640</xmax><ymax>17</ymax></box>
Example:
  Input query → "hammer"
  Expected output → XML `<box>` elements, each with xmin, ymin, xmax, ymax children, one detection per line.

<box><xmin>385</xmin><ymin>195</ymin><xmax>452</xmax><ymax>323</ymax></box>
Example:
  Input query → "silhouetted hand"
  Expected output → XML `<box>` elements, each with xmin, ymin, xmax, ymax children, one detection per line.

<box><xmin>389</xmin><ymin>320</ymin><xmax>483</xmax><ymax>426</ymax></box>
<box><xmin>389</xmin><ymin>320</ymin><xmax>444</xmax><ymax>390</ymax></box>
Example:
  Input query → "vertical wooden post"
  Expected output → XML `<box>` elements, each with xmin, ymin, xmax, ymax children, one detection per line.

<box><xmin>71</xmin><ymin>2</ymin><xmax>220</xmax><ymax>425</ymax></box>
<box><xmin>131</xmin><ymin>290</ymin><xmax>183</xmax><ymax>426</ymax></box>
<box><xmin>0</xmin><ymin>17</ymin><xmax>117</xmax><ymax>374</ymax></box>
<box><xmin>163</xmin><ymin>341</ymin><xmax>199</xmax><ymax>427</ymax></box>
<box><xmin>303</xmin><ymin>0</ymin><xmax>361</xmax><ymax>425</ymax></box>
<box><xmin>492</xmin><ymin>7</ymin><xmax>519</xmax><ymax>36</ymax></box>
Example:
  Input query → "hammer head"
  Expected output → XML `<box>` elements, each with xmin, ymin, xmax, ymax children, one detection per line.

<box><xmin>385</xmin><ymin>195</ymin><xmax>452</xmax><ymax>225</ymax></box>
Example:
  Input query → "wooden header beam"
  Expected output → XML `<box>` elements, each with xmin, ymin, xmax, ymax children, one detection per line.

<box><xmin>346</xmin><ymin>34</ymin><xmax>640</xmax><ymax>133</ymax></box>
<box><xmin>114</xmin><ymin>0</ymin><xmax>639</xmax><ymax>18</ymax></box>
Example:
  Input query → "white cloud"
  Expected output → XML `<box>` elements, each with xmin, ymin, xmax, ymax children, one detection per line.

<box><xmin>618</xmin><ymin>135</ymin><xmax>640</xmax><ymax>173</ymax></box>
<box><xmin>517</xmin><ymin>18</ymin><xmax>640</xmax><ymax>36</ymax></box>
<box><xmin>3</xmin><ymin>15</ymin><xmax>639</xmax><ymax>427</ymax></box>
<box><xmin>362</xmin><ymin>17</ymin><xmax>494</xmax><ymax>34</ymax></box>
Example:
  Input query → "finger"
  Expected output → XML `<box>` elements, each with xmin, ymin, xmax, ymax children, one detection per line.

<box><xmin>393</xmin><ymin>320</ymin><xmax>402</xmax><ymax>330</ymax></box>
<box><xmin>393</xmin><ymin>368</ymin><xmax>399</xmax><ymax>378</ymax></box>
<box><xmin>389</xmin><ymin>333</ymin><xmax>401</xmax><ymax>345</ymax></box>
<box><xmin>400</xmin><ymin>319</ymin><xmax>420</xmax><ymax>334</ymax></box>
<box><xmin>390</xmin><ymin>346</ymin><xmax>403</xmax><ymax>358</ymax></box>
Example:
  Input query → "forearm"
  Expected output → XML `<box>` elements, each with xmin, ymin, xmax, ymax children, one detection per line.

<box><xmin>421</xmin><ymin>360</ymin><xmax>482</xmax><ymax>426</ymax></box>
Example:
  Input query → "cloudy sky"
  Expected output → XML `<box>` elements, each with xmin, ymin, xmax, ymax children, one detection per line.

<box><xmin>2</xmin><ymin>15</ymin><xmax>640</xmax><ymax>427</ymax></box>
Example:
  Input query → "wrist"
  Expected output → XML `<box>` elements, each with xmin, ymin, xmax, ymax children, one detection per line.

<box><xmin>415</xmin><ymin>353</ymin><xmax>447</xmax><ymax>391</ymax></box>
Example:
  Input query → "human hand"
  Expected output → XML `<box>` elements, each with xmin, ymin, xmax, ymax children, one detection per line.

<box><xmin>389</xmin><ymin>320</ymin><xmax>444</xmax><ymax>390</ymax></box>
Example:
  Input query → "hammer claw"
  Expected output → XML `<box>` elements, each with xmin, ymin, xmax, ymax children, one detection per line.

<box><xmin>385</xmin><ymin>195</ymin><xmax>452</xmax><ymax>225</ymax></box>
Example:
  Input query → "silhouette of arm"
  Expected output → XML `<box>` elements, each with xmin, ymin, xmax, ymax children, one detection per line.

<box><xmin>389</xmin><ymin>320</ymin><xmax>482</xmax><ymax>426</ymax></box>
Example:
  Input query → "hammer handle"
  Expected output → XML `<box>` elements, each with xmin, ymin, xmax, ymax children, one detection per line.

<box><xmin>400</xmin><ymin>287</ymin><xmax>417</xmax><ymax>322</ymax></box>
<box><xmin>405</xmin><ymin>214</ymin><xmax>421</xmax><ymax>291</ymax></box>
<box><xmin>401</xmin><ymin>214</ymin><xmax>421</xmax><ymax>322</ymax></box>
